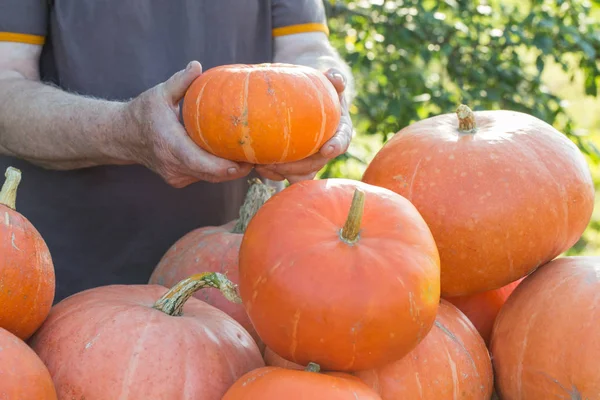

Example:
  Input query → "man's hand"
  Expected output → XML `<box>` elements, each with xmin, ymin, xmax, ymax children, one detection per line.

<box><xmin>255</xmin><ymin>68</ymin><xmax>353</xmax><ymax>184</ymax></box>
<box><xmin>124</xmin><ymin>61</ymin><xmax>253</xmax><ymax>188</ymax></box>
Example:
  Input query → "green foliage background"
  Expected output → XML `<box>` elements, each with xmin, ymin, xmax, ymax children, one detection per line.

<box><xmin>320</xmin><ymin>0</ymin><xmax>600</xmax><ymax>255</ymax></box>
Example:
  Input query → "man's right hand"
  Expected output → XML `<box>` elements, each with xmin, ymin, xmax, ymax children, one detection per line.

<box><xmin>123</xmin><ymin>61</ymin><xmax>253</xmax><ymax>188</ymax></box>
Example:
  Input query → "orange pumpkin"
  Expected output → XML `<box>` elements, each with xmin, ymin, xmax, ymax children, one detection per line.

<box><xmin>222</xmin><ymin>363</ymin><xmax>382</xmax><ymax>399</ymax></box>
<box><xmin>149</xmin><ymin>178</ymin><xmax>274</xmax><ymax>350</ymax></box>
<box><xmin>362</xmin><ymin>105</ymin><xmax>595</xmax><ymax>296</ymax></box>
<box><xmin>491</xmin><ymin>256</ymin><xmax>600</xmax><ymax>399</ymax></box>
<box><xmin>354</xmin><ymin>300</ymin><xmax>494</xmax><ymax>399</ymax></box>
<box><xmin>445</xmin><ymin>277</ymin><xmax>524</xmax><ymax>346</ymax></box>
<box><xmin>0</xmin><ymin>167</ymin><xmax>55</xmax><ymax>340</ymax></box>
<box><xmin>182</xmin><ymin>63</ymin><xmax>341</xmax><ymax>164</ymax></box>
<box><xmin>29</xmin><ymin>272</ymin><xmax>265</xmax><ymax>399</ymax></box>
<box><xmin>238</xmin><ymin>178</ymin><xmax>441</xmax><ymax>371</ymax></box>
<box><xmin>0</xmin><ymin>327</ymin><xmax>57</xmax><ymax>399</ymax></box>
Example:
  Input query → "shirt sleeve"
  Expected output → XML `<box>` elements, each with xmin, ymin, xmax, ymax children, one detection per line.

<box><xmin>0</xmin><ymin>0</ymin><xmax>48</xmax><ymax>45</ymax></box>
<box><xmin>271</xmin><ymin>0</ymin><xmax>329</xmax><ymax>37</ymax></box>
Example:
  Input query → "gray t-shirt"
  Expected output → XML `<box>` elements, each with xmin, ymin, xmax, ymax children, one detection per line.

<box><xmin>0</xmin><ymin>0</ymin><xmax>328</xmax><ymax>301</ymax></box>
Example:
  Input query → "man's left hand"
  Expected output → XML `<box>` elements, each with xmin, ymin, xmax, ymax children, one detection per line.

<box><xmin>255</xmin><ymin>68</ymin><xmax>353</xmax><ymax>184</ymax></box>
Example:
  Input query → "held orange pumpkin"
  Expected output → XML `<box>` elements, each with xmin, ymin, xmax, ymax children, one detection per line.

<box><xmin>149</xmin><ymin>178</ymin><xmax>274</xmax><ymax>350</ymax></box>
<box><xmin>353</xmin><ymin>300</ymin><xmax>494</xmax><ymax>399</ymax></box>
<box><xmin>29</xmin><ymin>272</ymin><xmax>265</xmax><ymax>400</ymax></box>
<box><xmin>238</xmin><ymin>178</ymin><xmax>441</xmax><ymax>371</ymax></box>
<box><xmin>491</xmin><ymin>256</ymin><xmax>600</xmax><ymax>399</ymax></box>
<box><xmin>0</xmin><ymin>327</ymin><xmax>57</xmax><ymax>400</ymax></box>
<box><xmin>222</xmin><ymin>363</ymin><xmax>382</xmax><ymax>400</ymax></box>
<box><xmin>182</xmin><ymin>63</ymin><xmax>341</xmax><ymax>164</ymax></box>
<box><xmin>445</xmin><ymin>277</ymin><xmax>523</xmax><ymax>346</ymax></box>
<box><xmin>0</xmin><ymin>167</ymin><xmax>55</xmax><ymax>340</ymax></box>
<box><xmin>362</xmin><ymin>105</ymin><xmax>595</xmax><ymax>296</ymax></box>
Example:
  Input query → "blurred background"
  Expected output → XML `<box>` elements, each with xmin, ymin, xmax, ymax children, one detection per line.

<box><xmin>318</xmin><ymin>0</ymin><xmax>600</xmax><ymax>256</ymax></box>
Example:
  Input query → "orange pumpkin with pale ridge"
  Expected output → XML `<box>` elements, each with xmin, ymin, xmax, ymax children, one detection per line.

<box><xmin>182</xmin><ymin>63</ymin><xmax>341</xmax><ymax>164</ymax></box>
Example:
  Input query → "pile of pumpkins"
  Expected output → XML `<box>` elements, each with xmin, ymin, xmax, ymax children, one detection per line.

<box><xmin>1</xmin><ymin>64</ymin><xmax>598</xmax><ymax>399</ymax></box>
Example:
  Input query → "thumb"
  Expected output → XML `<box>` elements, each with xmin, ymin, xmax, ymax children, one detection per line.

<box><xmin>163</xmin><ymin>61</ymin><xmax>203</xmax><ymax>104</ymax></box>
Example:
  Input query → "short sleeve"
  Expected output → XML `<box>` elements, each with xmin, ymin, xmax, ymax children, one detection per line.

<box><xmin>271</xmin><ymin>0</ymin><xmax>329</xmax><ymax>37</ymax></box>
<box><xmin>0</xmin><ymin>0</ymin><xmax>48</xmax><ymax>45</ymax></box>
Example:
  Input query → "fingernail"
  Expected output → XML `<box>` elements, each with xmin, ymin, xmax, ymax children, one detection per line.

<box><xmin>323</xmin><ymin>145</ymin><xmax>335</xmax><ymax>156</ymax></box>
<box><xmin>227</xmin><ymin>167</ymin><xmax>238</xmax><ymax>175</ymax></box>
<box><xmin>185</xmin><ymin>62</ymin><xmax>193</xmax><ymax>72</ymax></box>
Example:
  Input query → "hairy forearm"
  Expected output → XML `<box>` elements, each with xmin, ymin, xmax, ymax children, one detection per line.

<box><xmin>0</xmin><ymin>75</ymin><xmax>133</xmax><ymax>170</ymax></box>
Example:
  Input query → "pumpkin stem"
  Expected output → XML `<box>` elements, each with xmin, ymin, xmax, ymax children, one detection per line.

<box><xmin>231</xmin><ymin>178</ymin><xmax>275</xmax><ymax>234</ymax></box>
<box><xmin>305</xmin><ymin>362</ymin><xmax>321</xmax><ymax>373</ymax></box>
<box><xmin>340</xmin><ymin>188</ymin><xmax>365</xmax><ymax>244</ymax></box>
<box><xmin>152</xmin><ymin>272</ymin><xmax>241</xmax><ymax>316</ymax></box>
<box><xmin>456</xmin><ymin>104</ymin><xmax>477</xmax><ymax>133</ymax></box>
<box><xmin>0</xmin><ymin>167</ymin><xmax>22</xmax><ymax>210</ymax></box>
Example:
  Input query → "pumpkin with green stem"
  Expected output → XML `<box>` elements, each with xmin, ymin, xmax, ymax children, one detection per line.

<box><xmin>29</xmin><ymin>272</ymin><xmax>264</xmax><ymax>399</ymax></box>
<box><xmin>362</xmin><ymin>105</ymin><xmax>595</xmax><ymax>296</ymax></box>
<box><xmin>239</xmin><ymin>178</ymin><xmax>440</xmax><ymax>371</ymax></box>
<box><xmin>149</xmin><ymin>178</ymin><xmax>274</xmax><ymax>349</ymax></box>
<box><xmin>0</xmin><ymin>166</ymin><xmax>55</xmax><ymax>340</ymax></box>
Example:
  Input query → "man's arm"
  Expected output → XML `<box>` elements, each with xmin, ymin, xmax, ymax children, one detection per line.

<box><xmin>0</xmin><ymin>43</ymin><xmax>250</xmax><ymax>186</ymax></box>
<box><xmin>0</xmin><ymin>42</ymin><xmax>132</xmax><ymax>170</ymax></box>
<box><xmin>273</xmin><ymin>32</ymin><xmax>355</xmax><ymax>105</ymax></box>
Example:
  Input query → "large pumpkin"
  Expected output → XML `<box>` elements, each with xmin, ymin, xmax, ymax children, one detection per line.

<box><xmin>0</xmin><ymin>327</ymin><xmax>57</xmax><ymax>399</ymax></box>
<box><xmin>491</xmin><ymin>256</ymin><xmax>600</xmax><ymax>399</ymax></box>
<box><xmin>0</xmin><ymin>166</ymin><xmax>55</xmax><ymax>340</ymax></box>
<box><xmin>149</xmin><ymin>178</ymin><xmax>274</xmax><ymax>349</ymax></box>
<box><xmin>238</xmin><ymin>178</ymin><xmax>441</xmax><ymax>371</ymax></box>
<box><xmin>29</xmin><ymin>272</ymin><xmax>265</xmax><ymax>399</ymax></box>
<box><xmin>354</xmin><ymin>300</ymin><xmax>494</xmax><ymax>399</ymax></box>
<box><xmin>182</xmin><ymin>63</ymin><xmax>341</xmax><ymax>164</ymax></box>
<box><xmin>362</xmin><ymin>105</ymin><xmax>595</xmax><ymax>296</ymax></box>
<box><xmin>445</xmin><ymin>277</ymin><xmax>524</xmax><ymax>346</ymax></box>
<box><xmin>222</xmin><ymin>363</ymin><xmax>382</xmax><ymax>399</ymax></box>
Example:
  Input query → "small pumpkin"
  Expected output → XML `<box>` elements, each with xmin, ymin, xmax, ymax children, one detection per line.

<box><xmin>149</xmin><ymin>178</ymin><xmax>274</xmax><ymax>350</ymax></box>
<box><xmin>182</xmin><ymin>63</ymin><xmax>341</xmax><ymax>164</ymax></box>
<box><xmin>362</xmin><ymin>105</ymin><xmax>595</xmax><ymax>296</ymax></box>
<box><xmin>239</xmin><ymin>178</ymin><xmax>441</xmax><ymax>371</ymax></box>
<box><xmin>29</xmin><ymin>272</ymin><xmax>265</xmax><ymax>399</ymax></box>
<box><xmin>0</xmin><ymin>166</ymin><xmax>55</xmax><ymax>340</ymax></box>
<box><xmin>353</xmin><ymin>300</ymin><xmax>494</xmax><ymax>399</ymax></box>
<box><xmin>222</xmin><ymin>362</ymin><xmax>382</xmax><ymax>399</ymax></box>
<box><xmin>0</xmin><ymin>327</ymin><xmax>57</xmax><ymax>399</ymax></box>
<box><xmin>445</xmin><ymin>277</ymin><xmax>524</xmax><ymax>346</ymax></box>
<box><xmin>491</xmin><ymin>256</ymin><xmax>600</xmax><ymax>399</ymax></box>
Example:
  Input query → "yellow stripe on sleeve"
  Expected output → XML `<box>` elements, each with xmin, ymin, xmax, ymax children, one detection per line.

<box><xmin>0</xmin><ymin>32</ymin><xmax>45</xmax><ymax>45</ymax></box>
<box><xmin>272</xmin><ymin>23</ymin><xmax>330</xmax><ymax>37</ymax></box>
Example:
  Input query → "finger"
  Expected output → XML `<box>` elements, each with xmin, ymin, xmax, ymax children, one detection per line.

<box><xmin>324</xmin><ymin>68</ymin><xmax>346</xmax><ymax>95</ymax></box>
<box><xmin>255</xmin><ymin>165</ymin><xmax>286</xmax><ymax>181</ymax></box>
<box><xmin>162</xmin><ymin>61</ymin><xmax>203</xmax><ymax>105</ymax></box>
<box><xmin>261</xmin><ymin>153</ymin><xmax>330</xmax><ymax>178</ymax></box>
<box><xmin>320</xmin><ymin>115</ymin><xmax>353</xmax><ymax>158</ymax></box>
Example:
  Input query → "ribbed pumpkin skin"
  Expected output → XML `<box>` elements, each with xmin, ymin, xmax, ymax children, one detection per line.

<box><xmin>491</xmin><ymin>256</ymin><xmax>600</xmax><ymax>399</ymax></box>
<box><xmin>354</xmin><ymin>300</ymin><xmax>493</xmax><ymax>400</ymax></box>
<box><xmin>0</xmin><ymin>327</ymin><xmax>57</xmax><ymax>399</ymax></box>
<box><xmin>239</xmin><ymin>179</ymin><xmax>441</xmax><ymax>372</ymax></box>
<box><xmin>362</xmin><ymin>109</ymin><xmax>595</xmax><ymax>296</ymax></box>
<box><xmin>0</xmin><ymin>203</ymin><xmax>55</xmax><ymax>340</ymax></box>
<box><xmin>445</xmin><ymin>278</ymin><xmax>523</xmax><ymax>346</ymax></box>
<box><xmin>147</xmin><ymin>222</ymin><xmax>262</xmax><ymax>346</ymax></box>
<box><xmin>28</xmin><ymin>284</ymin><xmax>265</xmax><ymax>400</ymax></box>
<box><xmin>222</xmin><ymin>366</ymin><xmax>382</xmax><ymax>400</ymax></box>
<box><xmin>182</xmin><ymin>63</ymin><xmax>341</xmax><ymax>164</ymax></box>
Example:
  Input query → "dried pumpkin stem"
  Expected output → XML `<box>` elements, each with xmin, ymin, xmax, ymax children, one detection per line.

<box><xmin>340</xmin><ymin>188</ymin><xmax>365</xmax><ymax>244</ymax></box>
<box><xmin>231</xmin><ymin>178</ymin><xmax>275</xmax><ymax>234</ymax></box>
<box><xmin>305</xmin><ymin>362</ymin><xmax>321</xmax><ymax>373</ymax></box>
<box><xmin>0</xmin><ymin>167</ymin><xmax>22</xmax><ymax>210</ymax></box>
<box><xmin>152</xmin><ymin>272</ymin><xmax>241</xmax><ymax>316</ymax></box>
<box><xmin>456</xmin><ymin>104</ymin><xmax>477</xmax><ymax>134</ymax></box>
